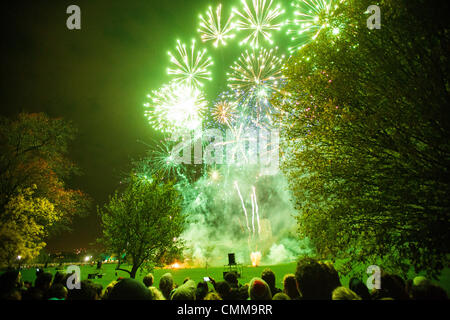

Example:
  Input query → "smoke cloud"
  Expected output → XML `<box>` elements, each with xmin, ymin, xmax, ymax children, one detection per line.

<box><xmin>178</xmin><ymin>164</ymin><xmax>312</xmax><ymax>267</ymax></box>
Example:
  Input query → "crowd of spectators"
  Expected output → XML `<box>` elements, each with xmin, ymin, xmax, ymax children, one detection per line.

<box><xmin>0</xmin><ymin>257</ymin><xmax>447</xmax><ymax>300</ymax></box>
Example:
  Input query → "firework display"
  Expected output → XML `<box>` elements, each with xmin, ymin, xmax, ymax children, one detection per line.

<box><xmin>142</xmin><ymin>0</ymin><xmax>333</xmax><ymax>266</ymax></box>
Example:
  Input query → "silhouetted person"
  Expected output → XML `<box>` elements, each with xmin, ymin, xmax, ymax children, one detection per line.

<box><xmin>107</xmin><ymin>278</ymin><xmax>152</xmax><ymax>300</ymax></box>
<box><xmin>295</xmin><ymin>257</ymin><xmax>339</xmax><ymax>300</ymax></box>
<box><xmin>67</xmin><ymin>280</ymin><xmax>101</xmax><ymax>300</ymax></box>
<box><xmin>170</xmin><ymin>280</ymin><xmax>196</xmax><ymax>300</ymax></box>
<box><xmin>34</xmin><ymin>272</ymin><xmax>53</xmax><ymax>299</ymax></box>
<box><xmin>159</xmin><ymin>273</ymin><xmax>174</xmax><ymax>300</ymax></box>
<box><xmin>332</xmin><ymin>286</ymin><xmax>362</xmax><ymax>300</ymax></box>
<box><xmin>248</xmin><ymin>278</ymin><xmax>272</xmax><ymax>300</ymax></box>
<box><xmin>215</xmin><ymin>281</ymin><xmax>232</xmax><ymax>300</ymax></box>
<box><xmin>143</xmin><ymin>273</ymin><xmax>154</xmax><ymax>287</ymax></box>
<box><xmin>261</xmin><ymin>268</ymin><xmax>282</xmax><ymax>296</ymax></box>
<box><xmin>349</xmin><ymin>277</ymin><xmax>371</xmax><ymax>300</ymax></box>
<box><xmin>283</xmin><ymin>274</ymin><xmax>301</xmax><ymax>300</ymax></box>
<box><xmin>47</xmin><ymin>283</ymin><xmax>68</xmax><ymax>300</ymax></box>
<box><xmin>0</xmin><ymin>270</ymin><xmax>22</xmax><ymax>300</ymax></box>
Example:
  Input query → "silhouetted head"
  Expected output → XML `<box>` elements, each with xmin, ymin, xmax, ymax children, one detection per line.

<box><xmin>295</xmin><ymin>257</ymin><xmax>337</xmax><ymax>300</ymax></box>
<box><xmin>261</xmin><ymin>268</ymin><xmax>278</xmax><ymax>294</ymax></box>
<box><xmin>159</xmin><ymin>273</ymin><xmax>174</xmax><ymax>300</ymax></box>
<box><xmin>248</xmin><ymin>278</ymin><xmax>272</xmax><ymax>300</ymax></box>
<box><xmin>215</xmin><ymin>281</ymin><xmax>231</xmax><ymax>300</ymax></box>
<box><xmin>107</xmin><ymin>278</ymin><xmax>152</xmax><ymax>300</ymax></box>
<box><xmin>283</xmin><ymin>274</ymin><xmax>301</xmax><ymax>299</ymax></box>
<box><xmin>35</xmin><ymin>272</ymin><xmax>53</xmax><ymax>292</ymax></box>
<box><xmin>67</xmin><ymin>280</ymin><xmax>101</xmax><ymax>300</ymax></box>
<box><xmin>273</xmin><ymin>292</ymin><xmax>291</xmax><ymax>300</ymax></box>
<box><xmin>143</xmin><ymin>273</ymin><xmax>154</xmax><ymax>287</ymax></box>
<box><xmin>224</xmin><ymin>272</ymin><xmax>239</xmax><ymax>288</ymax></box>
<box><xmin>332</xmin><ymin>286</ymin><xmax>362</xmax><ymax>300</ymax></box>
<box><xmin>170</xmin><ymin>280</ymin><xmax>196</xmax><ymax>300</ymax></box>
<box><xmin>349</xmin><ymin>277</ymin><xmax>371</xmax><ymax>300</ymax></box>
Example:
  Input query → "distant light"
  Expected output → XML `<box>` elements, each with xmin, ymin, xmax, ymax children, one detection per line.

<box><xmin>17</xmin><ymin>255</ymin><xmax>22</xmax><ymax>260</ymax></box>
<box><xmin>332</xmin><ymin>27</ymin><xmax>340</xmax><ymax>35</ymax></box>
<box><xmin>84</xmin><ymin>256</ymin><xmax>90</xmax><ymax>262</ymax></box>
<box><xmin>211</xmin><ymin>170</ymin><xmax>220</xmax><ymax>181</ymax></box>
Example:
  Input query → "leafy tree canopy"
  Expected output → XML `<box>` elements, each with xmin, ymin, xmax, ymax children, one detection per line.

<box><xmin>98</xmin><ymin>174</ymin><xmax>185</xmax><ymax>278</ymax></box>
<box><xmin>274</xmin><ymin>0</ymin><xmax>449</xmax><ymax>278</ymax></box>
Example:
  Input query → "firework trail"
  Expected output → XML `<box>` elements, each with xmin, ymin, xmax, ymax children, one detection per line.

<box><xmin>252</xmin><ymin>185</ymin><xmax>261</xmax><ymax>234</ymax></box>
<box><xmin>234</xmin><ymin>181</ymin><xmax>251</xmax><ymax>233</ymax></box>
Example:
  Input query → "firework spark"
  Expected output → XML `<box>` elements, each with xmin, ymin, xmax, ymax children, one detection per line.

<box><xmin>144</xmin><ymin>82</ymin><xmax>207</xmax><ymax>133</ymax></box>
<box><xmin>198</xmin><ymin>4</ymin><xmax>236</xmax><ymax>48</ymax></box>
<box><xmin>167</xmin><ymin>39</ymin><xmax>214</xmax><ymax>88</ymax></box>
<box><xmin>233</xmin><ymin>0</ymin><xmax>285</xmax><ymax>48</ymax></box>
<box><xmin>286</xmin><ymin>0</ymin><xmax>341</xmax><ymax>53</ymax></box>
<box><xmin>212</xmin><ymin>100</ymin><xmax>238</xmax><ymax>126</ymax></box>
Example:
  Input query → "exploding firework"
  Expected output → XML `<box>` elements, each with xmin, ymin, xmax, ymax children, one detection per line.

<box><xmin>286</xmin><ymin>0</ymin><xmax>341</xmax><ymax>53</ymax></box>
<box><xmin>227</xmin><ymin>47</ymin><xmax>285</xmax><ymax>121</ymax></box>
<box><xmin>212</xmin><ymin>100</ymin><xmax>238</xmax><ymax>127</ymax></box>
<box><xmin>148</xmin><ymin>139</ymin><xmax>187</xmax><ymax>179</ymax></box>
<box><xmin>198</xmin><ymin>4</ymin><xmax>236</xmax><ymax>48</ymax></box>
<box><xmin>209</xmin><ymin>169</ymin><xmax>221</xmax><ymax>182</ymax></box>
<box><xmin>144</xmin><ymin>82</ymin><xmax>207</xmax><ymax>133</ymax></box>
<box><xmin>227</xmin><ymin>47</ymin><xmax>285</xmax><ymax>95</ymax></box>
<box><xmin>250</xmin><ymin>251</ymin><xmax>262</xmax><ymax>266</ymax></box>
<box><xmin>233</xmin><ymin>0</ymin><xmax>285</xmax><ymax>48</ymax></box>
<box><xmin>167</xmin><ymin>39</ymin><xmax>214</xmax><ymax>88</ymax></box>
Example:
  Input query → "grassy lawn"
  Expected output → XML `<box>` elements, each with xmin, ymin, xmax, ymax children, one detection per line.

<box><xmin>17</xmin><ymin>261</ymin><xmax>450</xmax><ymax>295</ymax></box>
<box><xmin>19</xmin><ymin>262</ymin><xmax>298</xmax><ymax>290</ymax></box>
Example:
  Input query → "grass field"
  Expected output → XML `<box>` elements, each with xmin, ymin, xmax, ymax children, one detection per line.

<box><xmin>16</xmin><ymin>261</ymin><xmax>450</xmax><ymax>295</ymax></box>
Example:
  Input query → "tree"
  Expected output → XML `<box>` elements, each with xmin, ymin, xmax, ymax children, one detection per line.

<box><xmin>0</xmin><ymin>187</ymin><xmax>59</xmax><ymax>267</ymax></box>
<box><xmin>273</xmin><ymin>0</ymin><xmax>449</xmax><ymax>278</ymax></box>
<box><xmin>0</xmin><ymin>113</ymin><xmax>91</xmax><ymax>235</ymax></box>
<box><xmin>98</xmin><ymin>174</ymin><xmax>185</xmax><ymax>278</ymax></box>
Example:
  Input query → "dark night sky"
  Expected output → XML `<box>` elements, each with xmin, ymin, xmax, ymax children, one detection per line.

<box><xmin>1</xmin><ymin>0</ymin><xmax>226</xmax><ymax>251</ymax></box>
<box><xmin>1</xmin><ymin>0</ymin><xmax>291</xmax><ymax>252</ymax></box>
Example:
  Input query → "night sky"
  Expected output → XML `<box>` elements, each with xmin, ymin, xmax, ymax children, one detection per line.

<box><xmin>1</xmin><ymin>0</ymin><xmax>242</xmax><ymax>251</ymax></box>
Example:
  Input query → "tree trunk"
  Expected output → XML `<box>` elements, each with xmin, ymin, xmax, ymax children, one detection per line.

<box><xmin>130</xmin><ymin>264</ymin><xmax>139</xmax><ymax>279</ymax></box>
